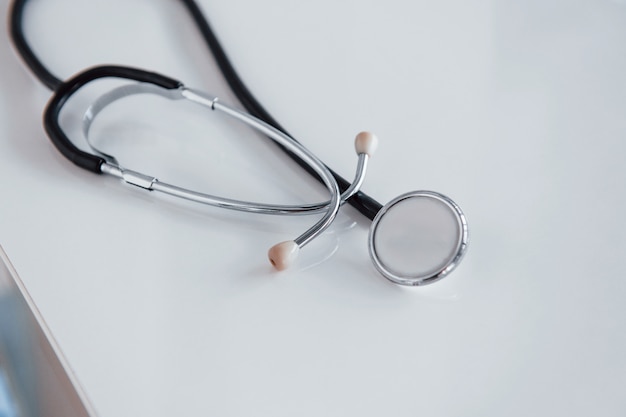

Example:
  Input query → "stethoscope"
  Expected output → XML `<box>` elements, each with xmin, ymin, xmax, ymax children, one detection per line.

<box><xmin>10</xmin><ymin>0</ymin><xmax>468</xmax><ymax>286</ymax></box>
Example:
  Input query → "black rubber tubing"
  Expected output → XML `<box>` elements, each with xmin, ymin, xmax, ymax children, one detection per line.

<box><xmin>44</xmin><ymin>66</ymin><xmax>183</xmax><ymax>173</ymax></box>
<box><xmin>9</xmin><ymin>0</ymin><xmax>62</xmax><ymax>90</ymax></box>
<box><xmin>178</xmin><ymin>0</ymin><xmax>382</xmax><ymax>219</ymax></box>
<box><xmin>9</xmin><ymin>0</ymin><xmax>382</xmax><ymax>219</ymax></box>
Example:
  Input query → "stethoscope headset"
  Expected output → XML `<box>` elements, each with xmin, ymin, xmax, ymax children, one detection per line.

<box><xmin>9</xmin><ymin>0</ymin><xmax>469</xmax><ymax>286</ymax></box>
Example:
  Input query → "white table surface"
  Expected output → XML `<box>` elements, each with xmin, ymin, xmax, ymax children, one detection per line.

<box><xmin>1</xmin><ymin>0</ymin><xmax>625</xmax><ymax>416</ymax></box>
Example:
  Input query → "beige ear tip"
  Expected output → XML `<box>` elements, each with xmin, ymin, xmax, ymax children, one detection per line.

<box><xmin>268</xmin><ymin>240</ymin><xmax>300</xmax><ymax>271</ymax></box>
<box><xmin>354</xmin><ymin>131</ymin><xmax>378</xmax><ymax>156</ymax></box>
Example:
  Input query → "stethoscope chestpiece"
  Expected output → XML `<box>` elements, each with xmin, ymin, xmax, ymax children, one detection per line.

<box><xmin>368</xmin><ymin>191</ymin><xmax>468</xmax><ymax>286</ymax></box>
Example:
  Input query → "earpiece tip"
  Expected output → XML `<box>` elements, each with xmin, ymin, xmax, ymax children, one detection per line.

<box><xmin>355</xmin><ymin>131</ymin><xmax>378</xmax><ymax>156</ymax></box>
<box><xmin>268</xmin><ymin>240</ymin><xmax>300</xmax><ymax>271</ymax></box>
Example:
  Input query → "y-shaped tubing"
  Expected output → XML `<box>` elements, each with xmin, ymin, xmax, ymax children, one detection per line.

<box><xmin>82</xmin><ymin>82</ymin><xmax>376</xmax><ymax>269</ymax></box>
